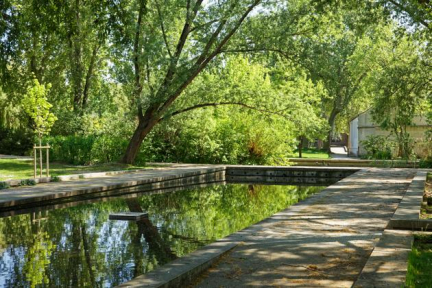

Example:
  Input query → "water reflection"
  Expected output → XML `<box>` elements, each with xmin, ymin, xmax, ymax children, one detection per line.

<box><xmin>0</xmin><ymin>184</ymin><xmax>324</xmax><ymax>287</ymax></box>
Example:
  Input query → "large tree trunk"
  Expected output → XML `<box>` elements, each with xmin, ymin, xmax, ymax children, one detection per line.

<box><xmin>122</xmin><ymin>106</ymin><xmax>159</xmax><ymax>164</ymax></box>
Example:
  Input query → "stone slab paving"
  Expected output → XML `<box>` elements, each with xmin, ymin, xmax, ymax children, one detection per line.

<box><xmin>0</xmin><ymin>166</ymin><xmax>224</xmax><ymax>209</ymax></box>
<box><xmin>391</xmin><ymin>171</ymin><xmax>427</xmax><ymax>221</ymax></box>
<box><xmin>192</xmin><ymin>168</ymin><xmax>415</xmax><ymax>288</ymax></box>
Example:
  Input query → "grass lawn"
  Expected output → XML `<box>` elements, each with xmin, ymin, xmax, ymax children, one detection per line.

<box><xmin>0</xmin><ymin>159</ymin><xmax>150</xmax><ymax>181</ymax></box>
<box><xmin>406</xmin><ymin>234</ymin><xmax>432</xmax><ymax>287</ymax></box>
<box><xmin>289</xmin><ymin>148</ymin><xmax>331</xmax><ymax>159</ymax></box>
<box><xmin>421</xmin><ymin>173</ymin><xmax>432</xmax><ymax>219</ymax></box>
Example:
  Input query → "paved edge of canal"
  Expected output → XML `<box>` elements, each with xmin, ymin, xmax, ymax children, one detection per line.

<box><xmin>0</xmin><ymin>165</ymin><xmax>357</xmax><ymax>211</ymax></box>
<box><xmin>118</xmin><ymin>168</ymin><xmax>431</xmax><ymax>288</ymax></box>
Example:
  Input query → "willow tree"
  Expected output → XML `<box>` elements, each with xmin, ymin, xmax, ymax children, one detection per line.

<box><xmin>109</xmin><ymin>0</ymin><xmax>264</xmax><ymax>163</ymax></box>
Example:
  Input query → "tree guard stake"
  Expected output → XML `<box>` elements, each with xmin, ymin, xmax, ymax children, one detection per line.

<box><xmin>33</xmin><ymin>144</ymin><xmax>51</xmax><ymax>179</ymax></box>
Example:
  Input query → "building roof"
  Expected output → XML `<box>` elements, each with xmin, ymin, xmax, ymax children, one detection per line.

<box><xmin>349</xmin><ymin>107</ymin><xmax>372</xmax><ymax>123</ymax></box>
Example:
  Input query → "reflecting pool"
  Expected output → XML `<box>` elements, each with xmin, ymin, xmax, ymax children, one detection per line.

<box><xmin>0</xmin><ymin>183</ymin><xmax>325</xmax><ymax>287</ymax></box>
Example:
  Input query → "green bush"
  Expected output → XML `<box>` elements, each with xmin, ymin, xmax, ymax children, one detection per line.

<box><xmin>139</xmin><ymin>108</ymin><xmax>294</xmax><ymax>165</ymax></box>
<box><xmin>43</xmin><ymin>108</ymin><xmax>296</xmax><ymax>166</ymax></box>
<box><xmin>419</xmin><ymin>157</ymin><xmax>432</xmax><ymax>168</ymax></box>
<box><xmin>44</xmin><ymin>135</ymin><xmax>129</xmax><ymax>165</ymax></box>
<box><xmin>0</xmin><ymin>127</ymin><xmax>34</xmax><ymax>156</ymax></box>
<box><xmin>45</xmin><ymin>135</ymin><xmax>95</xmax><ymax>165</ymax></box>
<box><xmin>20</xmin><ymin>179</ymin><xmax>36</xmax><ymax>186</ymax></box>
<box><xmin>0</xmin><ymin>182</ymin><xmax>10</xmax><ymax>190</ymax></box>
<box><xmin>361</xmin><ymin>135</ymin><xmax>394</xmax><ymax>160</ymax></box>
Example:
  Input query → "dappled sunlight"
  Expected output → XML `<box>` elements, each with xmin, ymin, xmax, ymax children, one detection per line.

<box><xmin>195</xmin><ymin>169</ymin><xmax>416</xmax><ymax>287</ymax></box>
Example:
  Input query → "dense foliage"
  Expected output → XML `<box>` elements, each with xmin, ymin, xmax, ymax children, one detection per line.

<box><xmin>0</xmin><ymin>0</ymin><xmax>430</xmax><ymax>164</ymax></box>
<box><xmin>0</xmin><ymin>127</ymin><xmax>34</xmax><ymax>156</ymax></box>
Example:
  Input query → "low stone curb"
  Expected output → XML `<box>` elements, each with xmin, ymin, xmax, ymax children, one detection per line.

<box><xmin>289</xmin><ymin>158</ymin><xmax>419</xmax><ymax>168</ymax></box>
<box><xmin>117</xmin><ymin>240</ymin><xmax>238</xmax><ymax>288</ymax></box>
<box><xmin>0</xmin><ymin>167</ymin><xmax>226</xmax><ymax>210</ymax></box>
<box><xmin>354</xmin><ymin>170</ymin><xmax>429</xmax><ymax>287</ymax></box>
<box><xmin>389</xmin><ymin>170</ymin><xmax>428</xmax><ymax>227</ymax></box>
<box><xmin>353</xmin><ymin>229</ymin><xmax>413</xmax><ymax>288</ymax></box>
<box><xmin>0</xmin><ymin>168</ymin><xmax>158</xmax><ymax>189</ymax></box>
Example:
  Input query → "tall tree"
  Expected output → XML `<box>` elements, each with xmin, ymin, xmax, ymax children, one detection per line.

<box><xmin>108</xmin><ymin>0</ymin><xmax>265</xmax><ymax>163</ymax></box>
<box><xmin>62</xmin><ymin>0</ymin><xmax>109</xmax><ymax>110</ymax></box>
<box><xmin>370</xmin><ymin>29</ymin><xmax>430</xmax><ymax>157</ymax></box>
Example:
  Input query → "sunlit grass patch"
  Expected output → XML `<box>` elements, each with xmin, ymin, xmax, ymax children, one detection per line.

<box><xmin>0</xmin><ymin>159</ymin><xmax>150</xmax><ymax>181</ymax></box>
<box><xmin>290</xmin><ymin>148</ymin><xmax>331</xmax><ymax>159</ymax></box>
<box><xmin>406</xmin><ymin>234</ymin><xmax>432</xmax><ymax>287</ymax></box>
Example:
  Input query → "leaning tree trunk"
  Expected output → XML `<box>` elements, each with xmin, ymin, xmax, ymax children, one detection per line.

<box><xmin>122</xmin><ymin>106</ymin><xmax>160</xmax><ymax>164</ymax></box>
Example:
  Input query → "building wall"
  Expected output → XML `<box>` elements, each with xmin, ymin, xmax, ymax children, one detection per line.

<box><xmin>349</xmin><ymin>118</ymin><xmax>359</xmax><ymax>156</ymax></box>
<box><xmin>355</xmin><ymin>110</ymin><xmax>431</xmax><ymax>157</ymax></box>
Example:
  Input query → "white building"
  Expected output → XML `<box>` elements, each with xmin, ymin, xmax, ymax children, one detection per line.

<box><xmin>348</xmin><ymin>109</ymin><xmax>431</xmax><ymax>157</ymax></box>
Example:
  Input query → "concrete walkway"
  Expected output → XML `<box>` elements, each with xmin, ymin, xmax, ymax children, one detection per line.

<box><xmin>330</xmin><ymin>146</ymin><xmax>356</xmax><ymax>160</ymax></box>
<box><xmin>193</xmin><ymin>168</ymin><xmax>415</xmax><ymax>287</ymax></box>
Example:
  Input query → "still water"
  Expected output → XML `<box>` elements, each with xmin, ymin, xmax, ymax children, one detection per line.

<box><xmin>0</xmin><ymin>183</ymin><xmax>325</xmax><ymax>287</ymax></box>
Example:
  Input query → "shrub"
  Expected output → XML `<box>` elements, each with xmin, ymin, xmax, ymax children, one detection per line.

<box><xmin>44</xmin><ymin>135</ymin><xmax>129</xmax><ymax>165</ymax></box>
<box><xmin>138</xmin><ymin>108</ymin><xmax>294</xmax><ymax>165</ymax></box>
<box><xmin>0</xmin><ymin>182</ymin><xmax>10</xmax><ymax>190</ymax></box>
<box><xmin>361</xmin><ymin>135</ymin><xmax>394</xmax><ymax>160</ymax></box>
<box><xmin>0</xmin><ymin>127</ymin><xmax>34</xmax><ymax>156</ymax></box>
<box><xmin>20</xmin><ymin>179</ymin><xmax>36</xmax><ymax>186</ymax></box>
<box><xmin>419</xmin><ymin>157</ymin><xmax>432</xmax><ymax>168</ymax></box>
<box><xmin>45</xmin><ymin>135</ymin><xmax>96</xmax><ymax>165</ymax></box>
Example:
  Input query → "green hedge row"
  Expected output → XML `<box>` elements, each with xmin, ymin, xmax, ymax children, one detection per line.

<box><xmin>0</xmin><ymin>128</ymin><xmax>34</xmax><ymax>156</ymax></box>
<box><xmin>44</xmin><ymin>135</ymin><xmax>130</xmax><ymax>165</ymax></box>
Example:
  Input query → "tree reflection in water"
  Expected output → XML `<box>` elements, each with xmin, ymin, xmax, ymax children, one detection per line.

<box><xmin>0</xmin><ymin>184</ymin><xmax>324</xmax><ymax>287</ymax></box>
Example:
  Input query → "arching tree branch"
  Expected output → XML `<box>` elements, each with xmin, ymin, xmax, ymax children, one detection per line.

<box><xmin>158</xmin><ymin>101</ymin><xmax>287</xmax><ymax>123</ymax></box>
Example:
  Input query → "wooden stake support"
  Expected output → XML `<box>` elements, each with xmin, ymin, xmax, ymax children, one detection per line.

<box><xmin>33</xmin><ymin>145</ymin><xmax>51</xmax><ymax>179</ymax></box>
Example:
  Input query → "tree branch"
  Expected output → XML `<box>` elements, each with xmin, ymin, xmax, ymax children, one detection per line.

<box><xmin>155</xmin><ymin>0</ymin><xmax>172</xmax><ymax>58</ymax></box>
<box><xmin>156</xmin><ymin>0</ymin><xmax>262</xmax><ymax>116</ymax></box>
<box><xmin>197</xmin><ymin>0</ymin><xmax>261</xmax><ymax>70</ymax></box>
<box><xmin>219</xmin><ymin>47</ymin><xmax>296</xmax><ymax>60</ymax></box>
<box><xmin>386</xmin><ymin>0</ymin><xmax>431</xmax><ymax>30</ymax></box>
<box><xmin>155</xmin><ymin>0</ymin><xmax>203</xmax><ymax>98</ymax></box>
<box><xmin>190</xmin><ymin>20</ymin><xmax>219</xmax><ymax>33</ymax></box>
<box><xmin>158</xmin><ymin>101</ymin><xmax>286</xmax><ymax>123</ymax></box>
<box><xmin>133</xmin><ymin>0</ymin><xmax>147</xmax><ymax>120</ymax></box>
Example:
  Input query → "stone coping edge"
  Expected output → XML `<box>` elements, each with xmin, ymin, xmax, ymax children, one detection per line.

<box><xmin>389</xmin><ymin>171</ymin><xmax>427</xmax><ymax>225</ymax></box>
<box><xmin>116</xmin><ymin>240</ymin><xmax>238</xmax><ymax>288</ymax></box>
<box><xmin>0</xmin><ymin>168</ymin><xmax>158</xmax><ymax>189</ymax></box>
<box><xmin>0</xmin><ymin>167</ymin><xmax>226</xmax><ymax>209</ymax></box>
<box><xmin>1</xmin><ymin>165</ymin><xmax>360</xmax><ymax>189</ymax></box>
<box><xmin>356</xmin><ymin>171</ymin><xmax>429</xmax><ymax>287</ymax></box>
<box><xmin>353</xmin><ymin>229</ymin><xmax>413</xmax><ymax>287</ymax></box>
